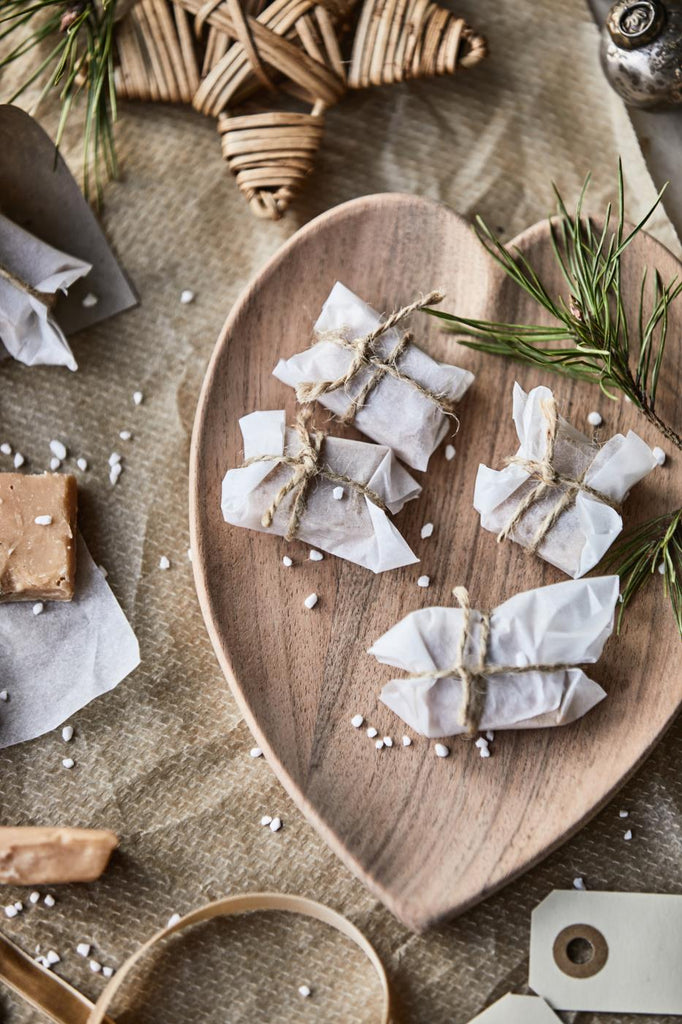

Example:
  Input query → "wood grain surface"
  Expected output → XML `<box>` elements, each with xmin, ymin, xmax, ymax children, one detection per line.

<box><xmin>189</xmin><ymin>193</ymin><xmax>682</xmax><ymax>932</ymax></box>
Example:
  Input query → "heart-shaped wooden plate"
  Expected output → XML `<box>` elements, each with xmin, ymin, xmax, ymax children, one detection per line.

<box><xmin>189</xmin><ymin>194</ymin><xmax>682</xmax><ymax>932</ymax></box>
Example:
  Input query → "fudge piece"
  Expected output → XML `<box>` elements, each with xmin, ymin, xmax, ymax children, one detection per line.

<box><xmin>0</xmin><ymin>473</ymin><xmax>77</xmax><ymax>602</ymax></box>
<box><xmin>0</xmin><ymin>827</ymin><xmax>118</xmax><ymax>884</ymax></box>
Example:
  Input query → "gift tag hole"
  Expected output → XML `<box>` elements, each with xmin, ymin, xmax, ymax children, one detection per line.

<box><xmin>552</xmin><ymin>924</ymin><xmax>608</xmax><ymax>979</ymax></box>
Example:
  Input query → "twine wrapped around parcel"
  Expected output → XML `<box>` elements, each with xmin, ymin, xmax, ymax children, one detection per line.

<box><xmin>243</xmin><ymin>407</ymin><xmax>388</xmax><ymax>540</ymax></box>
<box><xmin>498</xmin><ymin>396</ymin><xmax>621</xmax><ymax>554</ymax></box>
<box><xmin>0</xmin><ymin>262</ymin><xmax>55</xmax><ymax>308</ymax></box>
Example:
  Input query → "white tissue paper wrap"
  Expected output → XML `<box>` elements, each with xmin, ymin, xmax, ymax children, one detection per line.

<box><xmin>0</xmin><ymin>536</ymin><xmax>140</xmax><ymax>749</ymax></box>
<box><xmin>474</xmin><ymin>384</ymin><xmax>658</xmax><ymax>579</ymax></box>
<box><xmin>369</xmin><ymin>576</ymin><xmax>619</xmax><ymax>737</ymax></box>
<box><xmin>0</xmin><ymin>213</ymin><xmax>91</xmax><ymax>370</ymax></box>
<box><xmin>273</xmin><ymin>282</ymin><xmax>474</xmax><ymax>471</ymax></box>
<box><xmin>222</xmin><ymin>410</ymin><xmax>421</xmax><ymax>572</ymax></box>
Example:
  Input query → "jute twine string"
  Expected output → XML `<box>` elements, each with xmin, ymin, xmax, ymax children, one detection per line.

<box><xmin>244</xmin><ymin>408</ymin><xmax>388</xmax><ymax>540</ymax></box>
<box><xmin>403</xmin><ymin>587</ymin><xmax>577</xmax><ymax>737</ymax></box>
<box><xmin>296</xmin><ymin>291</ymin><xmax>458</xmax><ymax>425</ymax></box>
<box><xmin>498</xmin><ymin>396</ymin><xmax>620</xmax><ymax>554</ymax></box>
<box><xmin>0</xmin><ymin>263</ymin><xmax>54</xmax><ymax>308</ymax></box>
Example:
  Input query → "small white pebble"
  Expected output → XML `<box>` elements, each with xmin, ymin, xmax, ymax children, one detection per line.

<box><xmin>0</xmin><ymin>691</ymin><xmax>8</xmax><ymax>701</ymax></box>
<box><xmin>587</xmin><ymin>411</ymin><xmax>602</xmax><ymax>427</ymax></box>
<box><xmin>486</xmin><ymin>730</ymin><xmax>495</xmax><ymax>742</ymax></box>
<box><xmin>187</xmin><ymin>548</ymin><xmax>193</xmax><ymax>562</ymax></box>
<box><xmin>420</xmin><ymin>522</ymin><xmax>434</xmax><ymax>539</ymax></box>
<box><xmin>282</xmin><ymin>555</ymin><xmax>293</xmax><ymax>567</ymax></box>
<box><xmin>13</xmin><ymin>453</ymin><xmax>24</xmax><ymax>469</ymax></box>
<box><xmin>89</xmin><ymin>960</ymin><xmax>102</xmax><ymax>973</ymax></box>
<box><xmin>0</xmin><ymin>443</ymin><xmax>11</xmax><ymax>455</ymax></box>
<box><xmin>351</xmin><ymin>714</ymin><xmax>364</xmax><ymax>728</ymax></box>
<box><xmin>159</xmin><ymin>556</ymin><xmax>170</xmax><ymax>570</ymax></box>
<box><xmin>260</xmin><ymin>815</ymin><xmax>272</xmax><ymax>826</ymax></box>
<box><xmin>46</xmin><ymin>950</ymin><xmax>60</xmax><ymax>965</ymax></box>
<box><xmin>167</xmin><ymin>913</ymin><xmax>181</xmax><ymax>928</ymax></box>
<box><xmin>624</xmin><ymin>829</ymin><xmax>633</xmax><ymax>841</ymax></box>
<box><xmin>417</xmin><ymin>575</ymin><xmax>430</xmax><ymax>588</ymax></box>
<box><xmin>62</xmin><ymin>757</ymin><xmax>75</xmax><ymax>769</ymax></box>
<box><xmin>366</xmin><ymin>727</ymin><xmax>378</xmax><ymax>738</ymax></box>
<box><xmin>180</xmin><ymin>289</ymin><xmax>195</xmax><ymax>304</ymax></box>
<box><xmin>119</xmin><ymin>430</ymin><xmax>132</xmax><ymax>441</ymax></box>
<box><xmin>29</xmin><ymin>892</ymin><xmax>40</xmax><ymax>905</ymax></box>
<box><xmin>383</xmin><ymin>736</ymin><xmax>393</xmax><ymax>748</ymax></box>
<box><xmin>82</xmin><ymin>293</ymin><xmax>98</xmax><ymax>308</ymax></box>
<box><xmin>76</xmin><ymin>943</ymin><xmax>91</xmax><ymax>958</ymax></box>
<box><xmin>133</xmin><ymin>391</ymin><xmax>143</xmax><ymax>406</ymax></box>
<box><xmin>102</xmin><ymin>966</ymin><xmax>115</xmax><ymax>978</ymax></box>
<box><xmin>434</xmin><ymin>743</ymin><xmax>450</xmax><ymax>758</ymax></box>
<box><xmin>49</xmin><ymin>457</ymin><xmax>61</xmax><ymax>471</ymax></box>
<box><xmin>269</xmin><ymin>817</ymin><xmax>282</xmax><ymax>832</ymax></box>
<box><xmin>402</xmin><ymin>735</ymin><xmax>412</xmax><ymax>747</ymax></box>
<box><xmin>250</xmin><ymin>747</ymin><xmax>263</xmax><ymax>758</ymax></box>
<box><xmin>4</xmin><ymin>905</ymin><xmax>17</xmax><ymax>918</ymax></box>
<box><xmin>108</xmin><ymin>452</ymin><xmax>121</xmax><ymax>467</ymax></box>
<box><xmin>34</xmin><ymin>515</ymin><xmax>52</xmax><ymax>526</ymax></box>
<box><xmin>32</xmin><ymin>602</ymin><xmax>44</xmax><ymax>616</ymax></box>
<box><xmin>44</xmin><ymin>895</ymin><xmax>55</xmax><ymax>907</ymax></box>
<box><xmin>445</xmin><ymin>444</ymin><xmax>455</xmax><ymax>461</ymax></box>
<box><xmin>332</xmin><ymin>486</ymin><xmax>344</xmax><ymax>500</ymax></box>
<box><xmin>61</xmin><ymin>725</ymin><xmax>73</xmax><ymax>742</ymax></box>
<box><xmin>619</xmin><ymin>809</ymin><xmax>629</xmax><ymax>818</ymax></box>
<box><xmin>304</xmin><ymin>592</ymin><xmax>318</xmax><ymax>609</ymax></box>
<box><xmin>658</xmin><ymin>562</ymin><xmax>666</xmax><ymax>575</ymax></box>
<box><xmin>298</xmin><ymin>985</ymin><xmax>312</xmax><ymax>998</ymax></box>
<box><xmin>652</xmin><ymin>446</ymin><xmax>666</xmax><ymax>466</ymax></box>
<box><xmin>309</xmin><ymin>549</ymin><xmax>324</xmax><ymax>562</ymax></box>
<box><xmin>573</xmin><ymin>877</ymin><xmax>587</xmax><ymax>890</ymax></box>
<box><xmin>475</xmin><ymin>737</ymin><xmax>491</xmax><ymax>758</ymax></box>
<box><xmin>49</xmin><ymin>440</ymin><xmax>67</xmax><ymax>460</ymax></box>
<box><xmin>375</xmin><ymin>739</ymin><xmax>384</xmax><ymax>750</ymax></box>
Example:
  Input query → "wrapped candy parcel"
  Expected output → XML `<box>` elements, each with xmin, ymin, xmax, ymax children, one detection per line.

<box><xmin>473</xmin><ymin>384</ymin><xmax>658</xmax><ymax>578</ymax></box>
<box><xmin>221</xmin><ymin>409</ymin><xmax>421</xmax><ymax>572</ymax></box>
<box><xmin>369</xmin><ymin>576</ymin><xmax>620</xmax><ymax>737</ymax></box>
<box><xmin>273</xmin><ymin>282</ymin><xmax>474</xmax><ymax>471</ymax></box>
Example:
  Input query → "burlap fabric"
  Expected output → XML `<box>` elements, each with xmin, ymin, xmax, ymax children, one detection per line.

<box><xmin>1</xmin><ymin>2</ymin><xmax>681</xmax><ymax>1022</ymax></box>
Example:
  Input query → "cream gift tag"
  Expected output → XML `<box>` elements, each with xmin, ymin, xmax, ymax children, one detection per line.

<box><xmin>468</xmin><ymin>993</ymin><xmax>561</xmax><ymax>1022</ymax></box>
<box><xmin>530</xmin><ymin>890</ymin><xmax>682</xmax><ymax>1014</ymax></box>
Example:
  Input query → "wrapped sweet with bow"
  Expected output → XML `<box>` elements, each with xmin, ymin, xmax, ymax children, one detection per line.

<box><xmin>221</xmin><ymin>409</ymin><xmax>421</xmax><ymax>572</ymax></box>
<box><xmin>473</xmin><ymin>384</ymin><xmax>658</xmax><ymax>579</ymax></box>
<box><xmin>369</xmin><ymin>576</ymin><xmax>620</xmax><ymax>738</ymax></box>
<box><xmin>273</xmin><ymin>282</ymin><xmax>474</xmax><ymax>470</ymax></box>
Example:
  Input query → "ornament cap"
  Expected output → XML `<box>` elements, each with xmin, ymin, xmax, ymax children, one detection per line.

<box><xmin>606</xmin><ymin>0</ymin><xmax>667</xmax><ymax>49</ymax></box>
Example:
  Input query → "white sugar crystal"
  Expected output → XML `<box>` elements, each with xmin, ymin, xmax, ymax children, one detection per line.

<box><xmin>82</xmin><ymin>293</ymin><xmax>98</xmax><ymax>308</ymax></box>
<box><xmin>445</xmin><ymin>444</ymin><xmax>455</xmax><ymax>461</ymax></box>
<box><xmin>417</xmin><ymin>575</ymin><xmax>430</xmax><ymax>588</ymax></box>
<box><xmin>89</xmin><ymin>960</ymin><xmax>102</xmax><ymax>973</ymax></box>
<box><xmin>102</xmin><ymin>966</ymin><xmax>115</xmax><ymax>978</ymax></box>
<box><xmin>309</xmin><ymin>549</ymin><xmax>324</xmax><ymax>561</ymax></box>
<box><xmin>298</xmin><ymin>985</ymin><xmax>312</xmax><ymax>998</ymax></box>
<box><xmin>366</xmin><ymin>727</ymin><xmax>378</xmax><ymax>738</ymax></box>
<box><xmin>14</xmin><ymin>901</ymin><xmax>23</xmax><ymax>912</ymax></box>
<box><xmin>34</xmin><ymin>515</ymin><xmax>52</xmax><ymax>526</ymax></box>
<box><xmin>260</xmin><ymin>815</ymin><xmax>272</xmax><ymax>826</ymax></box>
<box><xmin>383</xmin><ymin>736</ymin><xmax>393</xmax><ymax>747</ymax></box>
<box><xmin>351</xmin><ymin>714</ymin><xmax>364</xmax><ymax>728</ymax></box>
<box><xmin>49</xmin><ymin>457</ymin><xmax>61</xmax><ymax>471</ymax></box>
<box><xmin>13</xmin><ymin>452</ymin><xmax>24</xmax><ymax>468</ymax></box>
<box><xmin>434</xmin><ymin>743</ymin><xmax>450</xmax><ymax>758</ymax></box>
<box><xmin>250</xmin><ymin>747</ymin><xmax>263</xmax><ymax>758</ymax></box>
<box><xmin>62</xmin><ymin>726</ymin><xmax>73</xmax><ymax>742</ymax></box>
<box><xmin>44</xmin><ymin>894</ymin><xmax>55</xmax><ymax>907</ymax></box>
<box><xmin>475</xmin><ymin>737</ymin><xmax>490</xmax><ymax>758</ymax></box>
<box><xmin>619</xmin><ymin>809</ymin><xmax>629</xmax><ymax>818</ymax></box>
<box><xmin>29</xmin><ymin>892</ymin><xmax>40</xmax><ymax>905</ymax></box>
<box><xmin>62</xmin><ymin>757</ymin><xmax>75</xmax><ymax>769</ymax></box>
<box><xmin>0</xmin><ymin>691</ymin><xmax>8</xmax><ymax>701</ymax></box>
<box><xmin>402</xmin><ymin>735</ymin><xmax>412</xmax><ymax>747</ymax></box>
<box><xmin>587</xmin><ymin>411</ymin><xmax>603</xmax><ymax>427</ymax></box>
<box><xmin>573</xmin><ymin>877</ymin><xmax>587</xmax><ymax>890</ymax></box>
<box><xmin>624</xmin><ymin>829</ymin><xmax>633</xmax><ymax>841</ymax></box>
<box><xmin>304</xmin><ymin>592</ymin><xmax>318</xmax><ymax>609</ymax></box>
<box><xmin>119</xmin><ymin>430</ymin><xmax>132</xmax><ymax>441</ymax></box>
<box><xmin>0</xmin><ymin>443</ymin><xmax>11</xmax><ymax>455</ymax></box>
<box><xmin>4</xmin><ymin>905</ymin><xmax>17</xmax><ymax>918</ymax></box>
<box><xmin>420</xmin><ymin>522</ymin><xmax>434</xmax><ymax>539</ymax></box>
<box><xmin>180</xmin><ymin>289</ymin><xmax>195</xmax><ymax>304</ymax></box>
<box><xmin>46</xmin><ymin>950</ymin><xmax>60</xmax><ymax>965</ymax></box>
<box><xmin>159</xmin><ymin>556</ymin><xmax>170</xmax><ymax>570</ymax></box>
<box><xmin>49</xmin><ymin>440</ymin><xmax>67</xmax><ymax>460</ymax></box>
<box><xmin>133</xmin><ymin>391</ymin><xmax>143</xmax><ymax>406</ymax></box>
<box><xmin>269</xmin><ymin>817</ymin><xmax>282</xmax><ymax>832</ymax></box>
<box><xmin>652</xmin><ymin>446</ymin><xmax>666</xmax><ymax>465</ymax></box>
<box><xmin>167</xmin><ymin>913</ymin><xmax>181</xmax><ymax>927</ymax></box>
<box><xmin>32</xmin><ymin>602</ymin><xmax>44</xmax><ymax>616</ymax></box>
<box><xmin>76</xmin><ymin>943</ymin><xmax>91</xmax><ymax>958</ymax></box>
<box><xmin>375</xmin><ymin>739</ymin><xmax>384</xmax><ymax>749</ymax></box>
<box><xmin>332</xmin><ymin>486</ymin><xmax>344</xmax><ymax>500</ymax></box>
<box><xmin>108</xmin><ymin>452</ymin><xmax>121</xmax><ymax>466</ymax></box>
<box><xmin>282</xmin><ymin>555</ymin><xmax>293</xmax><ymax>567</ymax></box>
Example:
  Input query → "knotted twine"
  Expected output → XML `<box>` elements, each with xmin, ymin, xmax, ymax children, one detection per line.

<box><xmin>244</xmin><ymin>408</ymin><xmax>388</xmax><ymax>541</ymax></box>
<box><xmin>498</xmin><ymin>395</ymin><xmax>620</xmax><ymax>554</ymax></box>
<box><xmin>403</xmin><ymin>587</ymin><xmax>577</xmax><ymax>737</ymax></box>
<box><xmin>295</xmin><ymin>291</ymin><xmax>459</xmax><ymax>426</ymax></box>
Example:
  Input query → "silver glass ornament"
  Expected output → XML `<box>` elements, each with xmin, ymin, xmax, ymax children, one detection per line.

<box><xmin>601</xmin><ymin>0</ymin><xmax>682</xmax><ymax>107</ymax></box>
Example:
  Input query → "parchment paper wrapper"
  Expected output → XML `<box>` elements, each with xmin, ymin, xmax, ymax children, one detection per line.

<box><xmin>273</xmin><ymin>282</ymin><xmax>474</xmax><ymax>470</ymax></box>
<box><xmin>474</xmin><ymin>384</ymin><xmax>658</xmax><ymax>578</ymax></box>
<box><xmin>221</xmin><ymin>410</ymin><xmax>421</xmax><ymax>572</ymax></box>
<box><xmin>0</xmin><ymin>213</ymin><xmax>91</xmax><ymax>371</ymax></box>
<box><xmin>0</xmin><ymin>535</ymin><xmax>140</xmax><ymax>749</ymax></box>
<box><xmin>369</xmin><ymin>576</ymin><xmax>619</xmax><ymax>737</ymax></box>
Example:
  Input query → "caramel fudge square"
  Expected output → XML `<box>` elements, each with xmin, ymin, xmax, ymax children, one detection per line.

<box><xmin>0</xmin><ymin>473</ymin><xmax>78</xmax><ymax>602</ymax></box>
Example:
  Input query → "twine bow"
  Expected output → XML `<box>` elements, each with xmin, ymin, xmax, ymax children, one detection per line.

<box><xmin>244</xmin><ymin>408</ymin><xmax>388</xmax><ymax>540</ymax></box>
<box><xmin>296</xmin><ymin>291</ymin><xmax>457</xmax><ymax>424</ymax></box>
<box><xmin>498</xmin><ymin>396</ymin><xmax>620</xmax><ymax>554</ymax></box>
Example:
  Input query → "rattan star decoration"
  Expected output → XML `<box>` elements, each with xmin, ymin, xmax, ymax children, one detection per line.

<box><xmin>113</xmin><ymin>0</ymin><xmax>487</xmax><ymax>219</ymax></box>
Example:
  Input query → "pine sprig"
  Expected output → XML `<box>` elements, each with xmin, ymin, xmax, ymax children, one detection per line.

<box><xmin>0</xmin><ymin>0</ymin><xmax>119</xmax><ymax>202</ymax></box>
<box><xmin>606</xmin><ymin>509</ymin><xmax>682</xmax><ymax>635</ymax></box>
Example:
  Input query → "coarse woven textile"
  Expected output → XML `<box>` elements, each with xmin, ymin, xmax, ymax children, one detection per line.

<box><xmin>1</xmin><ymin>1</ymin><xmax>681</xmax><ymax>1022</ymax></box>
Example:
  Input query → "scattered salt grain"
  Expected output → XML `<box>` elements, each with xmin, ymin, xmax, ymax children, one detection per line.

<box><xmin>420</xmin><ymin>522</ymin><xmax>434</xmax><ymax>539</ymax></box>
<box><xmin>46</xmin><ymin>950</ymin><xmax>60</xmax><ymax>965</ymax></box>
<box><xmin>14</xmin><ymin>902</ymin><xmax>23</xmax><ymax>912</ymax></box>
<box><xmin>652</xmin><ymin>446</ymin><xmax>666</xmax><ymax>466</ymax></box>
<box><xmin>102</xmin><ymin>966</ymin><xmax>115</xmax><ymax>978</ymax></box>
<box><xmin>49</xmin><ymin>440</ymin><xmax>67</xmax><ymax>461</ymax></box>
<box><xmin>0</xmin><ymin>691</ymin><xmax>8</xmax><ymax>701</ymax></box>
<box><xmin>475</xmin><ymin>737</ymin><xmax>491</xmax><ymax>758</ymax></box>
<box><xmin>159</xmin><ymin>556</ymin><xmax>170</xmax><ymax>570</ymax></box>
<box><xmin>133</xmin><ymin>391</ymin><xmax>143</xmax><ymax>406</ymax></box>
<box><xmin>34</xmin><ymin>515</ymin><xmax>52</xmax><ymax>526</ymax></box>
<box><xmin>332</xmin><ymin>486</ymin><xmax>344</xmax><ymax>500</ymax></box>
<box><xmin>309</xmin><ymin>549</ymin><xmax>324</xmax><ymax>561</ymax></box>
<box><xmin>375</xmin><ymin>739</ymin><xmax>384</xmax><ymax>750</ymax></box>
<box><xmin>167</xmin><ymin>913</ymin><xmax>181</xmax><ymax>927</ymax></box>
<box><xmin>587</xmin><ymin>411</ymin><xmax>603</xmax><ymax>427</ymax></box>
<box><xmin>180</xmin><ymin>289</ymin><xmax>195</xmax><ymax>305</ymax></box>
<box><xmin>366</xmin><ymin>727</ymin><xmax>378</xmax><ymax>738</ymax></box>
<box><xmin>619</xmin><ymin>809</ymin><xmax>629</xmax><ymax>818</ymax></box>
<box><xmin>4</xmin><ymin>906</ymin><xmax>17</xmax><ymax>918</ymax></box>
<box><xmin>108</xmin><ymin>452</ymin><xmax>121</xmax><ymax>466</ymax></box>
<box><xmin>304</xmin><ymin>592</ymin><xmax>318</xmax><ymax>610</ymax></box>
<box><xmin>445</xmin><ymin>444</ymin><xmax>455</xmax><ymax>461</ymax></box>
<box><xmin>109</xmin><ymin>463</ymin><xmax>122</xmax><ymax>486</ymax></box>
<box><xmin>119</xmin><ymin>430</ymin><xmax>132</xmax><ymax>441</ymax></box>
<box><xmin>417</xmin><ymin>575</ymin><xmax>430</xmax><ymax>588</ymax></box>
<box><xmin>402</xmin><ymin>735</ymin><xmax>412</xmax><ymax>747</ymax></box>
<box><xmin>44</xmin><ymin>895</ymin><xmax>55</xmax><ymax>907</ymax></box>
<box><xmin>486</xmin><ymin>730</ymin><xmax>495</xmax><ymax>742</ymax></box>
<box><xmin>33</xmin><ymin>602</ymin><xmax>44</xmax><ymax>616</ymax></box>
<box><xmin>61</xmin><ymin>726</ymin><xmax>74</xmax><ymax>742</ymax></box>
<box><xmin>0</xmin><ymin>443</ymin><xmax>11</xmax><ymax>455</ymax></box>
<box><xmin>260</xmin><ymin>816</ymin><xmax>272</xmax><ymax>826</ymax></box>
<box><xmin>573</xmin><ymin>877</ymin><xmax>586</xmax><ymax>890</ymax></box>
<box><xmin>250</xmin><ymin>747</ymin><xmax>263</xmax><ymax>758</ymax></box>
<box><xmin>29</xmin><ymin>892</ymin><xmax>40</xmax><ymax>905</ymax></box>
<box><xmin>351</xmin><ymin>714</ymin><xmax>364</xmax><ymax>728</ymax></box>
<box><xmin>62</xmin><ymin>758</ymin><xmax>75</xmax><ymax>769</ymax></box>
<box><xmin>98</xmin><ymin>565</ymin><xmax>108</xmax><ymax>578</ymax></box>
<box><xmin>383</xmin><ymin>736</ymin><xmax>393</xmax><ymax>748</ymax></box>
<box><xmin>434</xmin><ymin>743</ymin><xmax>450</xmax><ymax>758</ymax></box>
<box><xmin>49</xmin><ymin>457</ymin><xmax>61</xmax><ymax>471</ymax></box>
<box><xmin>269</xmin><ymin>817</ymin><xmax>282</xmax><ymax>832</ymax></box>
<box><xmin>298</xmin><ymin>985</ymin><xmax>312</xmax><ymax>998</ymax></box>
<box><xmin>658</xmin><ymin>562</ymin><xmax>666</xmax><ymax>575</ymax></box>
<box><xmin>13</xmin><ymin>453</ymin><xmax>24</xmax><ymax>468</ymax></box>
<box><xmin>76</xmin><ymin>943</ymin><xmax>91</xmax><ymax>958</ymax></box>
<box><xmin>624</xmin><ymin>829</ymin><xmax>633</xmax><ymax>841</ymax></box>
<box><xmin>282</xmin><ymin>555</ymin><xmax>293</xmax><ymax>567</ymax></box>
<box><xmin>89</xmin><ymin>960</ymin><xmax>102</xmax><ymax>973</ymax></box>
<box><xmin>82</xmin><ymin>293</ymin><xmax>98</xmax><ymax>308</ymax></box>
<box><xmin>187</xmin><ymin>548</ymin><xmax>193</xmax><ymax>562</ymax></box>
